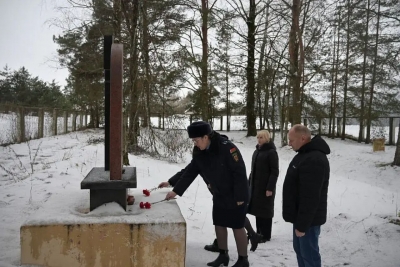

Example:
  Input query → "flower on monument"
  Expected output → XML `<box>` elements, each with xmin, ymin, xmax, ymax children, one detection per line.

<box><xmin>142</xmin><ymin>187</ymin><xmax>159</xmax><ymax>197</ymax></box>
<box><xmin>139</xmin><ymin>201</ymin><xmax>151</xmax><ymax>209</ymax></box>
<box><xmin>127</xmin><ymin>195</ymin><xmax>135</xmax><ymax>205</ymax></box>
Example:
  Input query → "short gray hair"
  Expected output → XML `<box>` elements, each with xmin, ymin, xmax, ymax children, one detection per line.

<box><xmin>291</xmin><ymin>124</ymin><xmax>311</xmax><ymax>138</ymax></box>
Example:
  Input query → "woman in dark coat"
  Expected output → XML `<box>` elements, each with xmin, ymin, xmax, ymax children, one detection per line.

<box><xmin>248</xmin><ymin>130</ymin><xmax>279</xmax><ymax>242</ymax></box>
<box><xmin>165</xmin><ymin>121</ymin><xmax>250</xmax><ymax>267</ymax></box>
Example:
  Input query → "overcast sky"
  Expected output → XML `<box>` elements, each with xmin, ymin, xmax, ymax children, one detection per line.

<box><xmin>0</xmin><ymin>0</ymin><xmax>69</xmax><ymax>87</ymax></box>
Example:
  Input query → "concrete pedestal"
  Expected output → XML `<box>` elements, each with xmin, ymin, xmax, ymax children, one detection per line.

<box><xmin>20</xmin><ymin>190</ymin><xmax>186</xmax><ymax>267</ymax></box>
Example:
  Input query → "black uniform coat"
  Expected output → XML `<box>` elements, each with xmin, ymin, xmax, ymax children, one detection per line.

<box><xmin>173</xmin><ymin>131</ymin><xmax>249</xmax><ymax>210</ymax></box>
<box><xmin>248</xmin><ymin>141</ymin><xmax>279</xmax><ymax>218</ymax></box>
<box><xmin>168</xmin><ymin>154</ymin><xmax>212</xmax><ymax>194</ymax></box>
<box><xmin>282</xmin><ymin>135</ymin><xmax>330</xmax><ymax>233</ymax></box>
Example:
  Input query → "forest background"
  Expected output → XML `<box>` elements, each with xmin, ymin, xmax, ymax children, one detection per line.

<box><xmin>1</xmin><ymin>0</ymin><xmax>400</xmax><ymax>164</ymax></box>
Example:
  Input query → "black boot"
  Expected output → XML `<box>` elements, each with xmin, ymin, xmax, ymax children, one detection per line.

<box><xmin>204</xmin><ymin>239</ymin><xmax>219</xmax><ymax>253</ymax></box>
<box><xmin>231</xmin><ymin>255</ymin><xmax>249</xmax><ymax>267</ymax></box>
<box><xmin>249</xmin><ymin>233</ymin><xmax>263</xmax><ymax>252</ymax></box>
<box><xmin>207</xmin><ymin>249</ymin><xmax>229</xmax><ymax>267</ymax></box>
<box><xmin>260</xmin><ymin>236</ymin><xmax>270</xmax><ymax>243</ymax></box>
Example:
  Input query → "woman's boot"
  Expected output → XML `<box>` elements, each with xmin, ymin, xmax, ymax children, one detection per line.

<box><xmin>204</xmin><ymin>239</ymin><xmax>219</xmax><ymax>252</ymax></box>
<box><xmin>249</xmin><ymin>233</ymin><xmax>263</xmax><ymax>252</ymax></box>
<box><xmin>231</xmin><ymin>255</ymin><xmax>249</xmax><ymax>267</ymax></box>
<box><xmin>206</xmin><ymin>249</ymin><xmax>229</xmax><ymax>267</ymax></box>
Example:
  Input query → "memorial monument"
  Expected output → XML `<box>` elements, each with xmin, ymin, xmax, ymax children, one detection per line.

<box><xmin>80</xmin><ymin>36</ymin><xmax>136</xmax><ymax>211</ymax></box>
<box><xmin>20</xmin><ymin>36</ymin><xmax>186</xmax><ymax>267</ymax></box>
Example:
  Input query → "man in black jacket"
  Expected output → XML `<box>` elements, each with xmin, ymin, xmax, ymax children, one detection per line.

<box><xmin>282</xmin><ymin>124</ymin><xmax>330</xmax><ymax>267</ymax></box>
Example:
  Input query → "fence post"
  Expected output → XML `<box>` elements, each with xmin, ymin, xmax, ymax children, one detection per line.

<box><xmin>189</xmin><ymin>114</ymin><xmax>193</xmax><ymax>124</ymax></box>
<box><xmin>361</xmin><ymin>120</ymin><xmax>366</xmax><ymax>141</ymax></box>
<box><xmin>63</xmin><ymin>111</ymin><xmax>68</xmax><ymax>134</ymax></box>
<box><xmin>158</xmin><ymin>114</ymin><xmax>161</xmax><ymax>129</ymax></box>
<box><xmin>303</xmin><ymin>118</ymin><xmax>307</xmax><ymax>127</ymax></box>
<box><xmin>72</xmin><ymin>112</ymin><xmax>77</xmax><ymax>132</ymax></box>
<box><xmin>52</xmin><ymin>109</ymin><xmax>58</xmax><ymax>136</ymax></box>
<box><xmin>38</xmin><ymin>108</ymin><xmax>44</xmax><ymax>139</ymax></box>
<box><xmin>337</xmin><ymin>117</ymin><xmax>342</xmax><ymax>137</ymax></box>
<box><xmin>389</xmin><ymin>117</ymin><xmax>396</xmax><ymax>145</ymax></box>
<box><xmin>332</xmin><ymin>117</ymin><xmax>337</xmax><ymax>137</ymax></box>
<box><xmin>18</xmin><ymin>107</ymin><xmax>25</xmax><ymax>143</ymax></box>
<box><xmin>220</xmin><ymin>116</ymin><xmax>223</xmax><ymax>131</ymax></box>
<box><xmin>80</xmin><ymin>112</ymin><xmax>84</xmax><ymax>129</ymax></box>
<box><xmin>318</xmin><ymin>118</ymin><xmax>322</xmax><ymax>135</ymax></box>
<box><xmin>85</xmin><ymin>111</ymin><xmax>88</xmax><ymax>127</ymax></box>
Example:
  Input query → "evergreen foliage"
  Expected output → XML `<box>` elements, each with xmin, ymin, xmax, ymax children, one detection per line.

<box><xmin>0</xmin><ymin>66</ymin><xmax>70</xmax><ymax>109</ymax></box>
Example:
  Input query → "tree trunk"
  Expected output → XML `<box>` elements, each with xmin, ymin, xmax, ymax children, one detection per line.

<box><xmin>225</xmin><ymin>48</ymin><xmax>230</xmax><ymax>132</ymax></box>
<box><xmin>141</xmin><ymin>0</ymin><xmax>151</xmax><ymax>128</ymax></box>
<box><xmin>279</xmin><ymin>76</ymin><xmax>289</xmax><ymax>146</ymax></box>
<box><xmin>269</xmin><ymin>68</ymin><xmax>278</xmax><ymax>140</ymax></box>
<box><xmin>122</xmin><ymin>0</ymin><xmax>140</xmax><ymax>147</ymax></box>
<box><xmin>201</xmin><ymin>0</ymin><xmax>210</xmax><ymax>122</ymax></box>
<box><xmin>333</xmin><ymin>10</ymin><xmax>340</xmax><ymax>138</ymax></box>
<box><xmin>298</xmin><ymin>0</ymin><xmax>309</xmax><ymax>120</ymax></box>
<box><xmin>329</xmin><ymin>24</ymin><xmax>337</xmax><ymax>138</ymax></box>
<box><xmin>366</xmin><ymin>0</ymin><xmax>380</xmax><ymax>144</ymax></box>
<box><xmin>342</xmin><ymin>1</ymin><xmax>351</xmax><ymax>140</ymax></box>
<box><xmin>258</xmin><ymin>5</ymin><xmax>270</xmax><ymax>130</ymax></box>
<box><xmin>246</xmin><ymin>0</ymin><xmax>257</xmax><ymax>136</ymax></box>
<box><xmin>113</xmin><ymin>0</ymin><xmax>122</xmax><ymax>43</ymax></box>
<box><xmin>393</xmin><ymin>122</ymin><xmax>400</xmax><ymax>166</ymax></box>
<box><xmin>270</xmin><ymin>41</ymin><xmax>287</xmax><ymax>140</ymax></box>
<box><xmin>358</xmin><ymin>0</ymin><xmax>370</xmax><ymax>143</ymax></box>
<box><xmin>288</xmin><ymin>0</ymin><xmax>303</xmax><ymax>125</ymax></box>
<box><xmin>95</xmin><ymin>101</ymin><xmax>100</xmax><ymax>128</ymax></box>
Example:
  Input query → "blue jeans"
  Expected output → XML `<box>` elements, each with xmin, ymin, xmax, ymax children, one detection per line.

<box><xmin>293</xmin><ymin>225</ymin><xmax>321</xmax><ymax>267</ymax></box>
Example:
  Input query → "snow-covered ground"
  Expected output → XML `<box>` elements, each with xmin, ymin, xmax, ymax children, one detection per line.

<box><xmin>0</xmin><ymin>128</ymin><xmax>399</xmax><ymax>267</ymax></box>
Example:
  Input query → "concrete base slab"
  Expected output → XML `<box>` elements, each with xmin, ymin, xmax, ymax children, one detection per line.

<box><xmin>20</xmin><ymin>189</ymin><xmax>186</xmax><ymax>267</ymax></box>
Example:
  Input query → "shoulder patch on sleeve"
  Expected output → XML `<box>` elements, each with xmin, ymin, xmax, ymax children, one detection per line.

<box><xmin>230</xmin><ymin>147</ymin><xmax>239</xmax><ymax>162</ymax></box>
<box><xmin>232</xmin><ymin>153</ymin><xmax>239</xmax><ymax>162</ymax></box>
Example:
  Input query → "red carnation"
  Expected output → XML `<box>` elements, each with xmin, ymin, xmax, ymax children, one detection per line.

<box><xmin>139</xmin><ymin>201</ymin><xmax>152</xmax><ymax>209</ymax></box>
<box><xmin>143</xmin><ymin>189</ymin><xmax>150</xmax><ymax>196</ymax></box>
<box><xmin>127</xmin><ymin>195</ymin><xmax>135</xmax><ymax>205</ymax></box>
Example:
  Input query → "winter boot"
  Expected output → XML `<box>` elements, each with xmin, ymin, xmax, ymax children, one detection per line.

<box><xmin>260</xmin><ymin>237</ymin><xmax>270</xmax><ymax>243</ymax></box>
<box><xmin>204</xmin><ymin>239</ymin><xmax>219</xmax><ymax>253</ymax></box>
<box><xmin>231</xmin><ymin>255</ymin><xmax>249</xmax><ymax>267</ymax></box>
<box><xmin>207</xmin><ymin>249</ymin><xmax>229</xmax><ymax>267</ymax></box>
<box><xmin>249</xmin><ymin>233</ymin><xmax>263</xmax><ymax>252</ymax></box>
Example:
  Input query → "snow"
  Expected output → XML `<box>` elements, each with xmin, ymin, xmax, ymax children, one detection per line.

<box><xmin>23</xmin><ymin>189</ymin><xmax>184</xmax><ymax>226</ymax></box>
<box><xmin>0</xmin><ymin>128</ymin><xmax>399</xmax><ymax>267</ymax></box>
